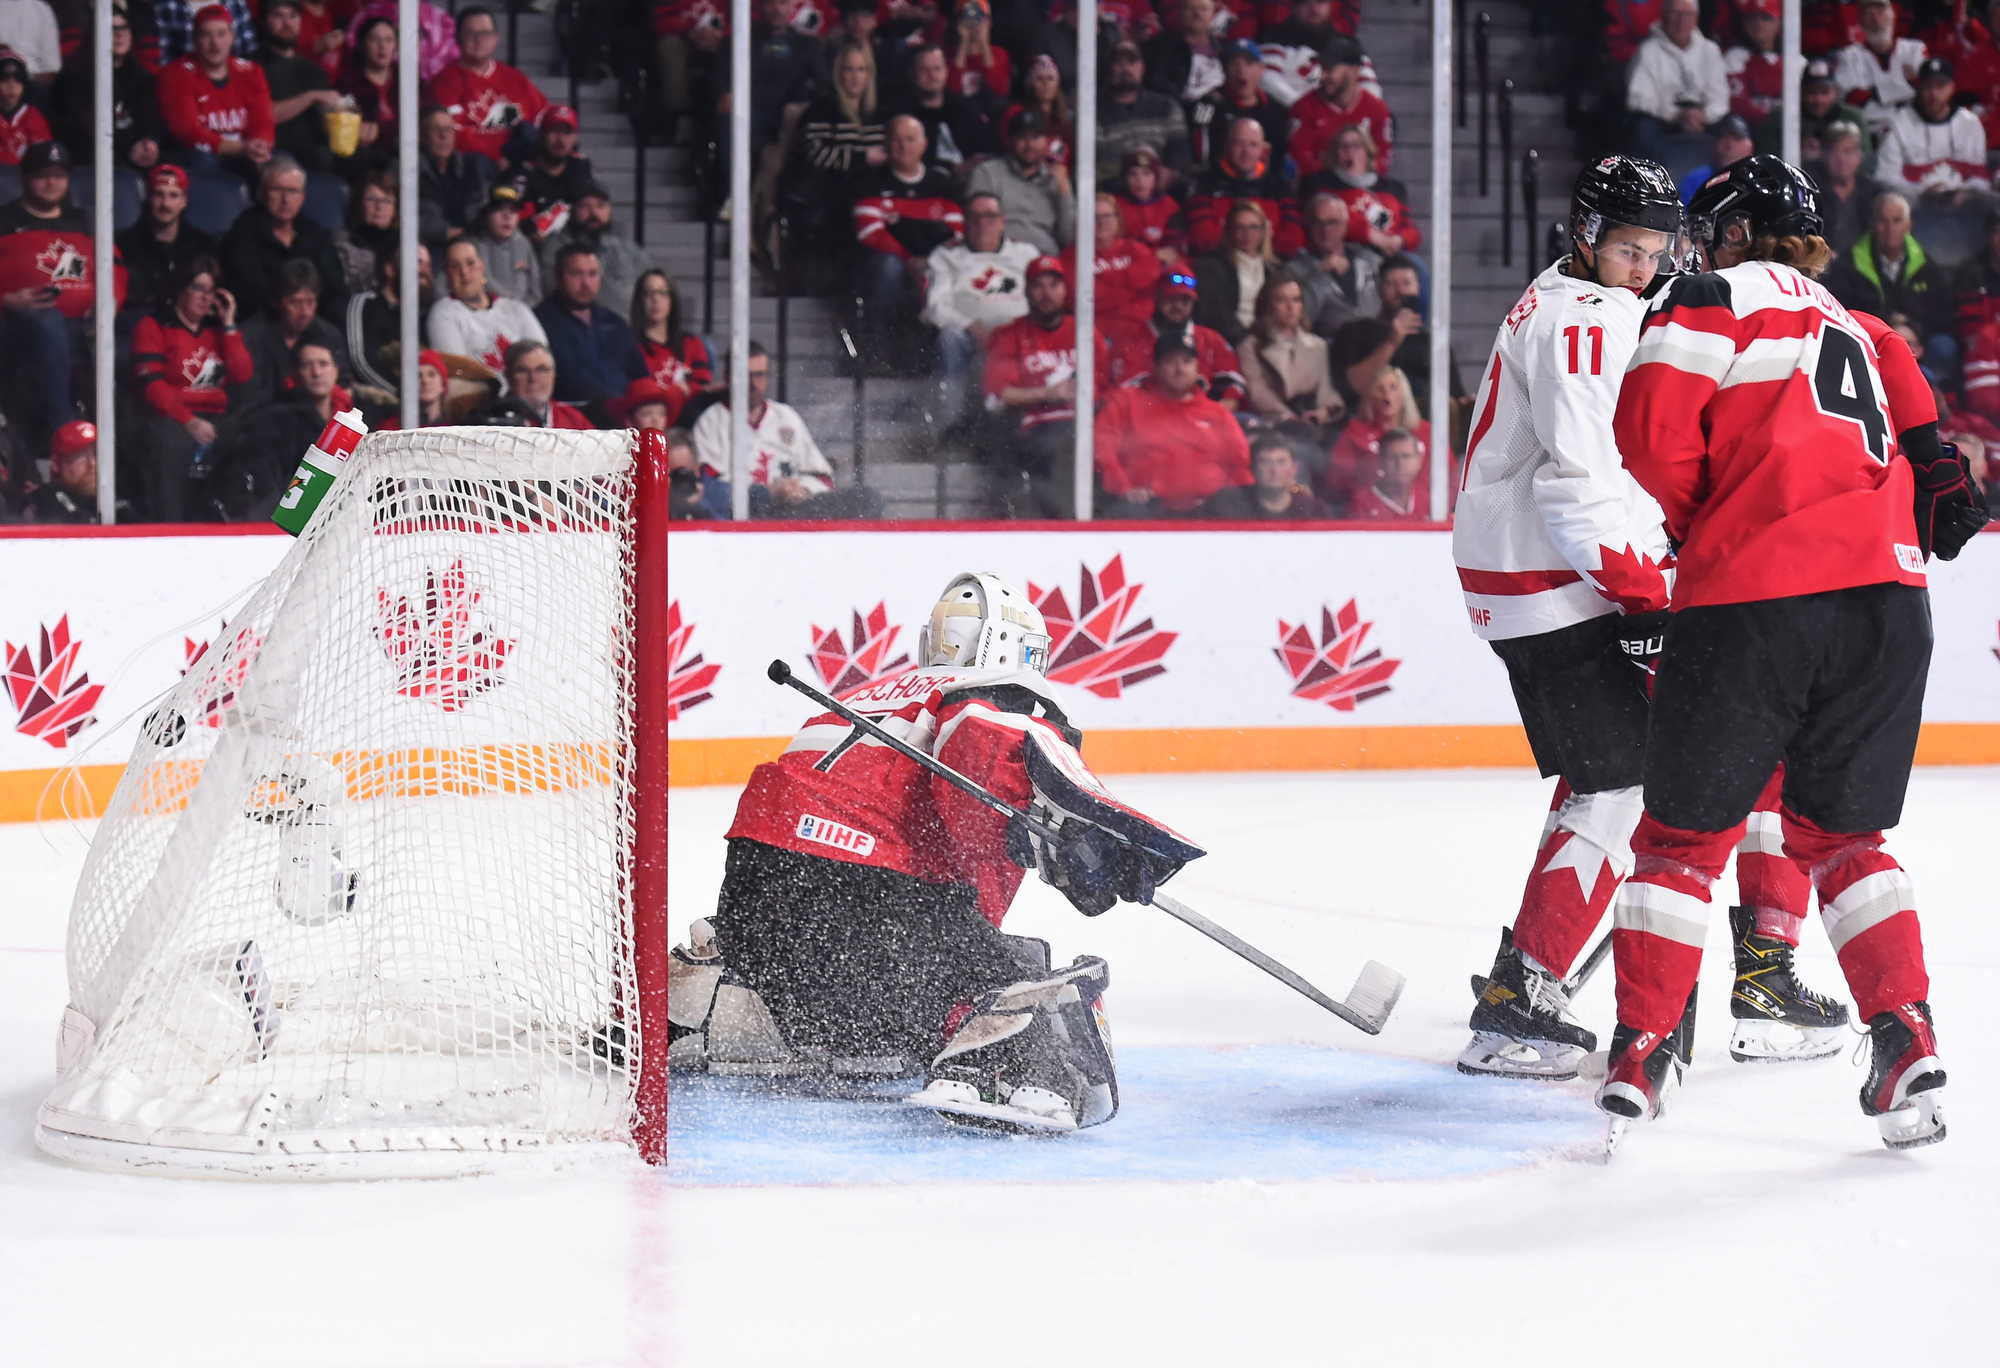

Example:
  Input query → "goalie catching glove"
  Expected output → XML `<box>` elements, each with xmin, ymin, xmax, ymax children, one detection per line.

<box><xmin>1004</xmin><ymin>732</ymin><xmax>1204</xmax><ymax>914</ymax></box>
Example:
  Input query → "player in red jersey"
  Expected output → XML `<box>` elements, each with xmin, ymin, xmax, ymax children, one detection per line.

<box><xmin>1603</xmin><ymin>156</ymin><xmax>1989</xmax><ymax>1152</ymax></box>
<box><xmin>669</xmin><ymin>572</ymin><xmax>1201</xmax><ymax>1133</ymax></box>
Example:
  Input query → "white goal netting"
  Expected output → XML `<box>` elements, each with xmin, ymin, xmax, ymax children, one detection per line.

<box><xmin>38</xmin><ymin>428</ymin><xmax>645</xmax><ymax>1177</ymax></box>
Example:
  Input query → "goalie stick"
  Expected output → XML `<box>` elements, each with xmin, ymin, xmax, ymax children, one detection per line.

<box><xmin>766</xmin><ymin>660</ymin><xmax>1407</xmax><ymax>1034</ymax></box>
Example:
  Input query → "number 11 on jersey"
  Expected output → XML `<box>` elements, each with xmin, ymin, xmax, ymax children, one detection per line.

<box><xmin>1564</xmin><ymin>324</ymin><xmax>1604</xmax><ymax>375</ymax></box>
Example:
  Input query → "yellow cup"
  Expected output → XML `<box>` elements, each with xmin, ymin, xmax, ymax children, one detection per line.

<box><xmin>325</xmin><ymin>108</ymin><xmax>361</xmax><ymax>158</ymax></box>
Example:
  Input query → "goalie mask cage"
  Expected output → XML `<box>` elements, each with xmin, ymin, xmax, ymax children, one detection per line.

<box><xmin>36</xmin><ymin>427</ymin><xmax>673</xmax><ymax>1178</ymax></box>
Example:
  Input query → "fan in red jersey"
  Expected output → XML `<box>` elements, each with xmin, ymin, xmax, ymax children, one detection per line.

<box><xmin>157</xmin><ymin>5</ymin><xmax>275</xmax><ymax>181</ymax></box>
<box><xmin>1604</xmin><ymin>155</ymin><xmax>1988</xmax><ymax>1153</ymax></box>
<box><xmin>981</xmin><ymin>255</ymin><xmax>1113</xmax><ymax>517</ymax></box>
<box><xmin>427</xmin><ymin>5</ymin><xmax>548</xmax><ymax>166</ymax></box>
<box><xmin>669</xmin><ymin>572</ymin><xmax>1201</xmax><ymax>1134</ymax></box>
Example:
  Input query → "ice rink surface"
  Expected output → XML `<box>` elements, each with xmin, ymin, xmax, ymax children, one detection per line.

<box><xmin>3</xmin><ymin>768</ymin><xmax>1996</xmax><ymax>1366</ymax></box>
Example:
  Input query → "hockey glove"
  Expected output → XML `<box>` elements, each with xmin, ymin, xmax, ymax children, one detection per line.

<box><xmin>1909</xmin><ymin>440</ymin><xmax>1991</xmax><ymax>562</ymax></box>
<box><xmin>1007</xmin><ymin>810</ymin><xmax>1189</xmax><ymax>916</ymax></box>
<box><xmin>1614</xmin><ymin>609</ymin><xmax>1670</xmax><ymax>682</ymax></box>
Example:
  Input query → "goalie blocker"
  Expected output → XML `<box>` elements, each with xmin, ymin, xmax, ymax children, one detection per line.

<box><xmin>681</xmin><ymin>573</ymin><xmax>1200</xmax><ymax>1133</ymax></box>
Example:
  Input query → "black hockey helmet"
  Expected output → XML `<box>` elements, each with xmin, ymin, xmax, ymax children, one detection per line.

<box><xmin>1570</xmin><ymin>155</ymin><xmax>1690</xmax><ymax>282</ymax></box>
<box><xmin>1686</xmin><ymin>154</ymin><xmax>1822</xmax><ymax>260</ymax></box>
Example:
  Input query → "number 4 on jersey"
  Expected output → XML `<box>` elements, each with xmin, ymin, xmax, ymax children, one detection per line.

<box><xmin>1563</xmin><ymin>324</ymin><xmax>1604</xmax><ymax>375</ymax></box>
<box><xmin>1811</xmin><ymin>324</ymin><xmax>1891</xmax><ymax>464</ymax></box>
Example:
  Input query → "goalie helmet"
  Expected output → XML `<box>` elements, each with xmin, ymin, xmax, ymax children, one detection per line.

<box><xmin>917</xmin><ymin>572</ymin><xmax>1053</xmax><ymax>674</ymax></box>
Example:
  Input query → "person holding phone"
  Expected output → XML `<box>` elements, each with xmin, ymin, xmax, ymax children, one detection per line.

<box><xmin>131</xmin><ymin>256</ymin><xmax>254</xmax><ymax>521</ymax></box>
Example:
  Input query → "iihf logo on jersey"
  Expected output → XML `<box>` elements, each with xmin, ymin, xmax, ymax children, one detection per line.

<box><xmin>373</xmin><ymin>560</ymin><xmax>516</xmax><ymax>713</ymax></box>
<box><xmin>667</xmin><ymin>599</ymin><xmax>720</xmax><ymax>721</ymax></box>
<box><xmin>4</xmin><ymin>615</ymin><xmax>104</xmax><ymax>747</ymax></box>
<box><xmin>1274</xmin><ymin>600</ymin><xmax>1401</xmax><ymax>711</ymax></box>
<box><xmin>1029</xmin><ymin>555</ymin><xmax>1176</xmax><ymax>698</ymax></box>
<box><xmin>808</xmin><ymin>602</ymin><xmax>911</xmax><ymax>697</ymax></box>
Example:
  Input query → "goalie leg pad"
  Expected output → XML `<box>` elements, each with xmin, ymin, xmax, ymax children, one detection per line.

<box><xmin>907</xmin><ymin>955</ymin><xmax>1118</xmax><ymax>1132</ymax></box>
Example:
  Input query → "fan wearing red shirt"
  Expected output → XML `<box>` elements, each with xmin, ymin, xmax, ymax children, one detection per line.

<box><xmin>1105</xmin><ymin>268</ymin><xmax>1245</xmax><ymax>405</ymax></box>
<box><xmin>1113</xmin><ymin>146</ymin><xmax>1185</xmax><ymax>262</ymax></box>
<box><xmin>1088</xmin><ymin>192</ymin><xmax>1163</xmax><ymax>329</ymax></box>
<box><xmin>982</xmin><ymin>255</ymin><xmax>1112</xmax><ymax>517</ymax></box>
<box><xmin>1602</xmin><ymin>157</ymin><xmax>1988</xmax><ymax>1152</ymax></box>
<box><xmin>158</xmin><ymin>5</ymin><xmax>275</xmax><ymax>177</ymax></box>
<box><xmin>1094</xmin><ymin>332</ymin><xmax>1252</xmax><ymax>515</ymax></box>
<box><xmin>1345</xmin><ymin>425</ymin><xmax>1432</xmax><ymax>519</ymax></box>
<box><xmin>0</xmin><ymin>57</ymin><xmax>51</xmax><ymax>166</ymax></box>
<box><xmin>132</xmin><ymin>255</ymin><xmax>254</xmax><ymax>520</ymax></box>
<box><xmin>427</xmin><ymin>5</ymin><xmax>549</xmax><ymax>166</ymax></box>
<box><xmin>1287</xmin><ymin>33</ymin><xmax>1394</xmax><ymax>178</ymax></box>
<box><xmin>1183</xmin><ymin>116</ymin><xmax>1304</xmax><ymax>258</ymax></box>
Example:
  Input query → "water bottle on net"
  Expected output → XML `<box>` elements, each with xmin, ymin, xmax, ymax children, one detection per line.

<box><xmin>271</xmin><ymin>408</ymin><xmax>369</xmax><ymax>536</ymax></box>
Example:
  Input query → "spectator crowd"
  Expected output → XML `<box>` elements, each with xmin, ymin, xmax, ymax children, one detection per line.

<box><xmin>659</xmin><ymin>0</ymin><xmax>1456</xmax><ymax>522</ymax></box>
<box><xmin>1601</xmin><ymin>0</ymin><xmax>2000</xmax><ymax>499</ymax></box>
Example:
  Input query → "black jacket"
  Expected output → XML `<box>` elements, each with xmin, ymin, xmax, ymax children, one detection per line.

<box><xmin>115</xmin><ymin>219</ymin><xmax>219</xmax><ymax>316</ymax></box>
<box><xmin>890</xmin><ymin>90</ymin><xmax>996</xmax><ymax>174</ymax></box>
<box><xmin>518</xmin><ymin>153</ymin><xmax>597</xmax><ymax>216</ymax></box>
<box><xmin>255</xmin><ymin>50</ymin><xmax>333</xmax><ymax>168</ymax></box>
<box><xmin>418</xmin><ymin>149</ymin><xmax>493</xmax><ymax>244</ymax></box>
<box><xmin>1192</xmin><ymin>251</ymin><xmax>1252</xmax><ymax>346</ymax></box>
<box><xmin>218</xmin><ymin>205</ymin><xmax>348</xmax><ymax>320</ymax></box>
<box><xmin>53</xmin><ymin>55</ymin><xmax>164</xmax><ymax>169</ymax></box>
<box><xmin>232</xmin><ymin>310</ymin><xmax>353</xmax><ymax>410</ymax></box>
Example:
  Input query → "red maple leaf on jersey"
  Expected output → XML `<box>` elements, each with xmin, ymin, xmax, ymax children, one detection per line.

<box><xmin>1587</xmin><ymin>542</ymin><xmax>1671</xmax><ymax>615</ymax></box>
<box><xmin>373</xmin><ymin>560</ymin><xmax>516</xmax><ymax>712</ymax></box>
<box><xmin>1274</xmin><ymin>600</ymin><xmax>1401</xmax><ymax>711</ymax></box>
<box><xmin>1029</xmin><ymin>554</ymin><xmax>1176</xmax><ymax>698</ymax></box>
<box><xmin>809</xmin><ymin>602</ymin><xmax>912</xmax><ymax>697</ymax></box>
<box><xmin>182</xmin><ymin>622</ymin><xmax>261</xmax><ymax>728</ymax></box>
<box><xmin>667</xmin><ymin>599</ymin><xmax>720</xmax><ymax>720</ymax></box>
<box><xmin>5</xmin><ymin>615</ymin><xmax>104</xmax><ymax>747</ymax></box>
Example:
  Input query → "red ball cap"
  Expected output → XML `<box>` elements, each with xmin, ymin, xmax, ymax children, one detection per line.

<box><xmin>538</xmin><ymin>104</ymin><xmax>579</xmax><ymax>131</ymax></box>
<box><xmin>192</xmin><ymin>3</ymin><xmax>233</xmax><ymax>28</ymax></box>
<box><xmin>51</xmin><ymin>420</ymin><xmax>96</xmax><ymax>458</ymax></box>
<box><xmin>417</xmin><ymin>349</ymin><xmax>448</xmax><ymax>376</ymax></box>
<box><xmin>1027</xmin><ymin>254</ymin><xmax>1068</xmax><ymax>284</ymax></box>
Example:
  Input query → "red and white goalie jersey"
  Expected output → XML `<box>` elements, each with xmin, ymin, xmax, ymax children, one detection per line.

<box><xmin>1613</xmin><ymin>260</ymin><xmax>1927</xmax><ymax>608</ymax></box>
<box><xmin>1452</xmin><ymin>261</ymin><xmax>1673</xmax><ymax>641</ymax></box>
<box><xmin>728</xmin><ymin>665</ymin><xmax>1109</xmax><ymax>926</ymax></box>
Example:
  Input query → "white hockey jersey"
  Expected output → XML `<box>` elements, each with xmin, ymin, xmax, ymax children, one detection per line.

<box><xmin>1830</xmin><ymin>37</ymin><xmax>1929</xmax><ymax>132</ymax></box>
<box><xmin>921</xmin><ymin>238</ymin><xmax>1040</xmax><ymax>333</ymax></box>
<box><xmin>1452</xmin><ymin>261</ymin><xmax>1674</xmax><ymax>642</ymax></box>
<box><xmin>1875</xmin><ymin>104</ymin><xmax>1990</xmax><ymax>196</ymax></box>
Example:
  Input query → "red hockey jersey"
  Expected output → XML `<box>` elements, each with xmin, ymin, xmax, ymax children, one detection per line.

<box><xmin>851</xmin><ymin>167</ymin><xmax>964</xmax><ymax>260</ymax></box>
<box><xmin>982</xmin><ymin>313</ymin><xmax>1112</xmax><ymax>429</ymax></box>
<box><xmin>427</xmin><ymin>60</ymin><xmax>550</xmax><ymax>164</ymax></box>
<box><xmin>158</xmin><ymin>57</ymin><xmax>275</xmax><ymax>152</ymax></box>
<box><xmin>0</xmin><ymin>101</ymin><xmax>51</xmax><ymax>165</ymax></box>
<box><xmin>1092</xmin><ymin>237</ymin><xmax>1163</xmax><ymax>329</ymax></box>
<box><xmin>1286</xmin><ymin>86</ymin><xmax>1394</xmax><ymax>177</ymax></box>
<box><xmin>132</xmin><ymin>314</ymin><xmax>254</xmax><ymax>423</ymax></box>
<box><xmin>1613</xmin><ymin>261</ymin><xmax>1927</xmax><ymax>608</ymax></box>
<box><xmin>727</xmin><ymin>665</ymin><xmax>1100</xmax><ymax>926</ymax></box>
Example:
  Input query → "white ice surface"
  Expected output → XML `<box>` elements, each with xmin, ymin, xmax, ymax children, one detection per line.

<box><xmin>3</xmin><ymin>770</ymin><xmax>1997</xmax><ymax>1365</ymax></box>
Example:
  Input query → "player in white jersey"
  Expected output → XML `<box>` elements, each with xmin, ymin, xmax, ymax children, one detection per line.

<box><xmin>1450</xmin><ymin>158</ymin><xmax>1690</xmax><ymax>1080</ymax></box>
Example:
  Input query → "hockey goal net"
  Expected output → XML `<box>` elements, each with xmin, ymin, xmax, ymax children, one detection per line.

<box><xmin>36</xmin><ymin>427</ymin><xmax>671</xmax><ymax>1177</ymax></box>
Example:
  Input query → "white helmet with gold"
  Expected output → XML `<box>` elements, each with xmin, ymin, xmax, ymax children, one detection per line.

<box><xmin>917</xmin><ymin>572</ymin><xmax>1053</xmax><ymax>674</ymax></box>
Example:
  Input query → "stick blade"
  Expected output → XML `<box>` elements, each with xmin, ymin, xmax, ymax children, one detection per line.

<box><xmin>1342</xmin><ymin>960</ymin><xmax>1406</xmax><ymax>1034</ymax></box>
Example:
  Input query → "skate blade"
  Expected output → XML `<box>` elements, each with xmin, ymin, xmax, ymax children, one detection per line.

<box><xmin>1728</xmin><ymin>1020</ymin><xmax>1845</xmax><ymax>1064</ymax></box>
<box><xmin>905</xmin><ymin>1084</ymin><xmax>1078</xmax><ymax>1134</ymax></box>
<box><xmin>1456</xmin><ymin>1031</ymin><xmax>1586</xmax><ymax>1081</ymax></box>
<box><xmin>1878</xmin><ymin>1088</ymin><xmax>1947</xmax><ymax>1150</ymax></box>
<box><xmin>1605</xmin><ymin>1113</ymin><xmax>1631</xmax><ymax>1157</ymax></box>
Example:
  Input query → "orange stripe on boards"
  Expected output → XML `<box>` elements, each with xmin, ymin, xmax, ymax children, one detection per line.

<box><xmin>7</xmin><ymin>725</ymin><xmax>2000</xmax><ymax>818</ymax></box>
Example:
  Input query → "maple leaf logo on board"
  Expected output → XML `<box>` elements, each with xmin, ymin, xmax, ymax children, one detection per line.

<box><xmin>5</xmin><ymin>615</ymin><xmax>104</xmax><ymax>747</ymax></box>
<box><xmin>373</xmin><ymin>561</ymin><xmax>516</xmax><ymax>712</ymax></box>
<box><xmin>1029</xmin><ymin>555</ymin><xmax>1176</xmax><ymax>698</ymax></box>
<box><xmin>182</xmin><ymin>621</ymin><xmax>261</xmax><ymax>728</ymax></box>
<box><xmin>809</xmin><ymin>602</ymin><xmax>912</xmax><ymax>697</ymax></box>
<box><xmin>667</xmin><ymin>599</ymin><xmax>720</xmax><ymax>720</ymax></box>
<box><xmin>1275</xmin><ymin>600</ymin><xmax>1401</xmax><ymax>712</ymax></box>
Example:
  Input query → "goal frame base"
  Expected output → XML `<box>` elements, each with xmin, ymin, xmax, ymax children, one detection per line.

<box><xmin>34</xmin><ymin>1126</ymin><xmax>641</xmax><ymax>1182</ymax></box>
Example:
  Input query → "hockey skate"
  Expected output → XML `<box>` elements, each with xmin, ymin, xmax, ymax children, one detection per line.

<box><xmin>1458</xmin><ymin>927</ymin><xmax>1598</xmax><ymax>1081</ymax></box>
<box><xmin>1726</xmin><ymin>906</ymin><xmax>1849</xmax><ymax>1063</ymax></box>
<box><xmin>1860</xmin><ymin>1001</ymin><xmax>1947</xmax><ymax>1150</ymax></box>
<box><xmin>1597</xmin><ymin>986</ymin><xmax>1697</xmax><ymax>1156</ymax></box>
<box><xmin>905</xmin><ymin>956</ymin><xmax>1118</xmax><ymax>1134</ymax></box>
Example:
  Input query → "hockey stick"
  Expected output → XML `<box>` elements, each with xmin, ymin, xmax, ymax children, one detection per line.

<box><xmin>766</xmin><ymin>661</ymin><xmax>1406</xmax><ymax>1034</ymax></box>
<box><xmin>1566</xmin><ymin>932</ymin><xmax>1613</xmax><ymax>996</ymax></box>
